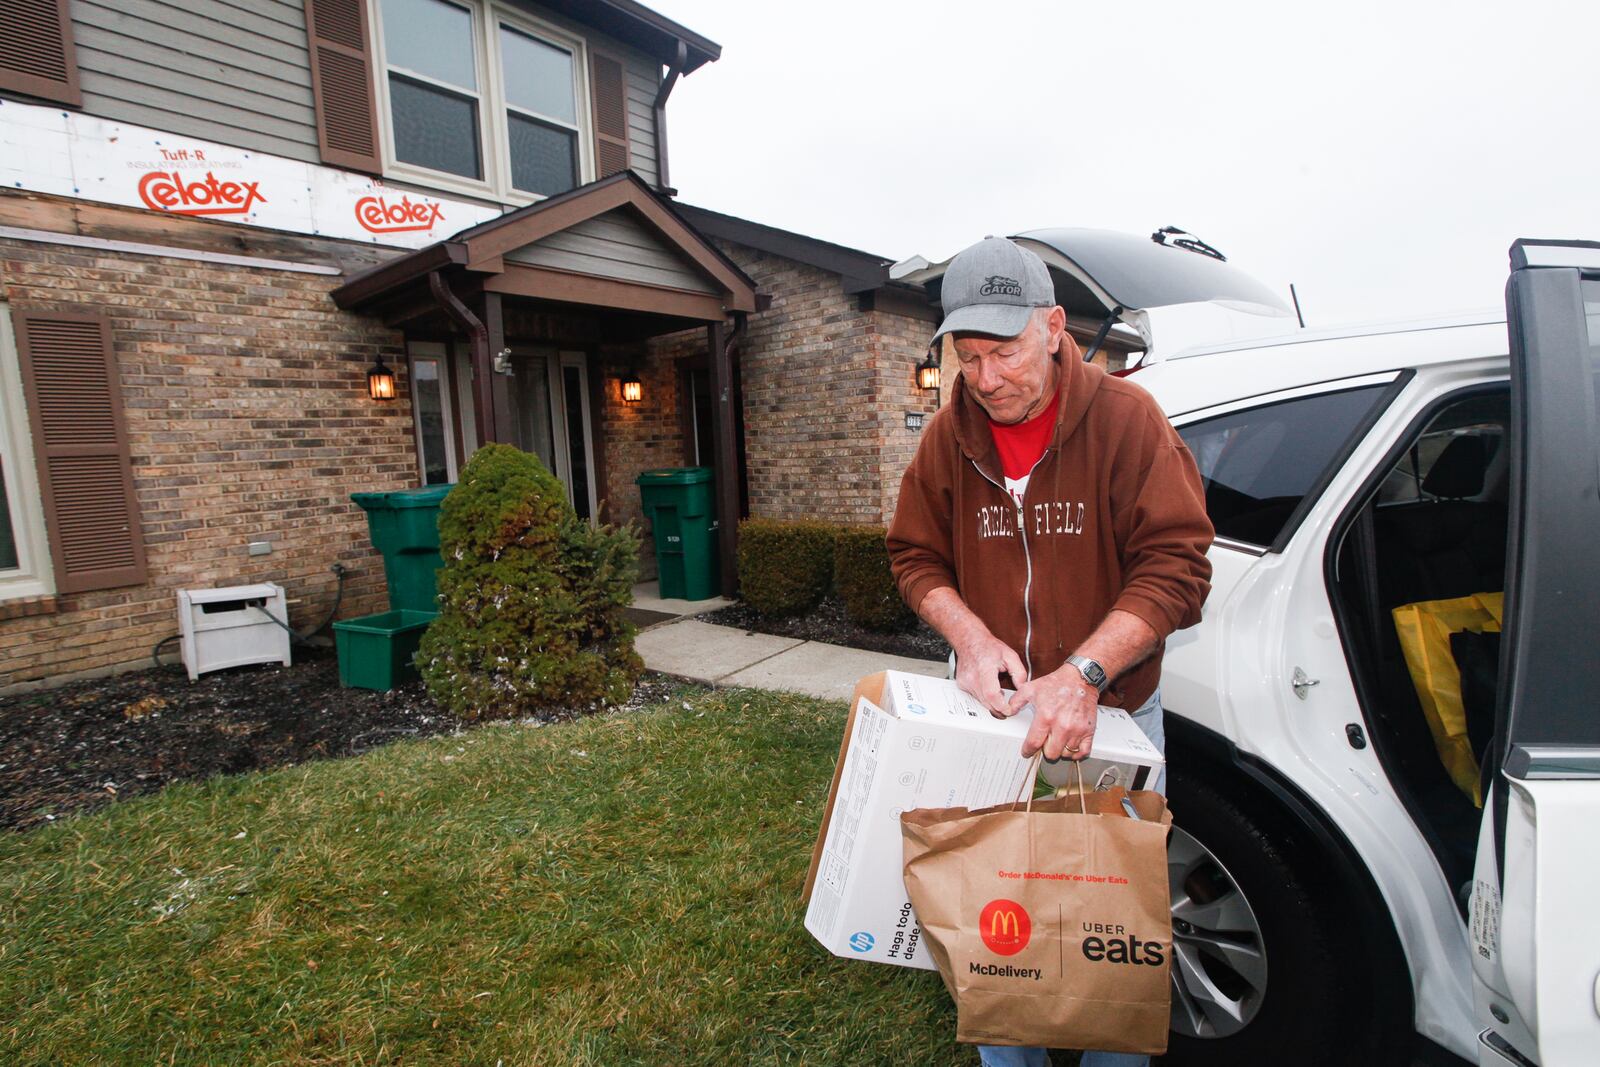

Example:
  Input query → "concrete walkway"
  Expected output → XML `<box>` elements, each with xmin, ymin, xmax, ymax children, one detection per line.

<box><xmin>628</xmin><ymin>580</ymin><xmax>733</xmax><ymax>618</ymax></box>
<box><xmin>633</xmin><ymin>616</ymin><xmax>947</xmax><ymax>704</ymax></box>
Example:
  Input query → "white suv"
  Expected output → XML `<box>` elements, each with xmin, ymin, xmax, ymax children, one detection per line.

<box><xmin>921</xmin><ymin>232</ymin><xmax>1599</xmax><ymax>1065</ymax></box>
<box><xmin>1113</xmin><ymin>240</ymin><xmax>1600</xmax><ymax>1066</ymax></box>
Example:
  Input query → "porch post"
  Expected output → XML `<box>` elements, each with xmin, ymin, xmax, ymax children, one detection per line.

<box><xmin>427</xmin><ymin>270</ymin><xmax>497</xmax><ymax>445</ymax></box>
<box><xmin>707</xmin><ymin>319</ymin><xmax>740</xmax><ymax>598</ymax></box>
<box><xmin>483</xmin><ymin>292</ymin><xmax>514</xmax><ymax>444</ymax></box>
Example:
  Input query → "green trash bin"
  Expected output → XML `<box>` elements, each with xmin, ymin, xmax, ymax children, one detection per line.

<box><xmin>351</xmin><ymin>484</ymin><xmax>453</xmax><ymax>613</ymax></box>
<box><xmin>636</xmin><ymin>467</ymin><xmax>719</xmax><ymax>601</ymax></box>
<box><xmin>337</xmin><ymin>485</ymin><xmax>452</xmax><ymax>690</ymax></box>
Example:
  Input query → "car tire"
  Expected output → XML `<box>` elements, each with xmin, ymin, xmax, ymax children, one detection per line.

<box><xmin>1161</xmin><ymin>771</ymin><xmax>1374</xmax><ymax>1066</ymax></box>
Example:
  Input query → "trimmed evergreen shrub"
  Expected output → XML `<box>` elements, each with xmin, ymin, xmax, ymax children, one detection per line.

<box><xmin>417</xmin><ymin>443</ymin><xmax>641</xmax><ymax>719</ymax></box>
<box><xmin>834</xmin><ymin>525</ymin><xmax>916</xmax><ymax>632</ymax></box>
<box><xmin>737</xmin><ymin>518</ymin><xmax>836</xmax><ymax>617</ymax></box>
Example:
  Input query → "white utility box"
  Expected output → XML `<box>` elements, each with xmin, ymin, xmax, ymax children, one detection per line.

<box><xmin>176</xmin><ymin>583</ymin><xmax>292</xmax><ymax>681</ymax></box>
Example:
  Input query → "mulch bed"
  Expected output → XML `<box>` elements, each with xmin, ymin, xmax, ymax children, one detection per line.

<box><xmin>2</xmin><ymin>596</ymin><xmax>923</xmax><ymax>834</ymax></box>
<box><xmin>699</xmin><ymin>596</ymin><xmax>951</xmax><ymax>663</ymax></box>
<box><xmin>0</xmin><ymin>646</ymin><xmax>681</xmax><ymax>833</ymax></box>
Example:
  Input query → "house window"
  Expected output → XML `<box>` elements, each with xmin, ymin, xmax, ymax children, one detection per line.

<box><xmin>499</xmin><ymin>26</ymin><xmax>578</xmax><ymax>196</ymax></box>
<box><xmin>0</xmin><ymin>306</ymin><xmax>55</xmax><ymax>602</ymax></box>
<box><xmin>374</xmin><ymin>0</ymin><xmax>589</xmax><ymax>200</ymax></box>
<box><xmin>381</xmin><ymin>0</ymin><xmax>483</xmax><ymax>180</ymax></box>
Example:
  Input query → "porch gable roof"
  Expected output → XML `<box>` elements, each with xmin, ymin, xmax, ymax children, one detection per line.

<box><xmin>331</xmin><ymin>172</ymin><xmax>760</xmax><ymax>321</ymax></box>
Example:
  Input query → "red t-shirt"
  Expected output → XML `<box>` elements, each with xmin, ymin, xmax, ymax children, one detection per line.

<box><xmin>988</xmin><ymin>391</ymin><xmax>1060</xmax><ymax>507</ymax></box>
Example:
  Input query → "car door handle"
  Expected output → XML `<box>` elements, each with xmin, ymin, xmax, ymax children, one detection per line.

<box><xmin>1292</xmin><ymin>667</ymin><xmax>1320</xmax><ymax>700</ymax></box>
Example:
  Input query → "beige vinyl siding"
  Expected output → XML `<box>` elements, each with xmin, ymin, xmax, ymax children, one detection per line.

<box><xmin>505</xmin><ymin>208</ymin><xmax>713</xmax><ymax>292</ymax></box>
<box><xmin>622</xmin><ymin>55</ymin><xmax>658</xmax><ymax>186</ymax></box>
<box><xmin>68</xmin><ymin>0</ymin><xmax>664</xmax><ymax>187</ymax></box>
<box><xmin>72</xmin><ymin>0</ymin><xmax>320</xmax><ymax>164</ymax></box>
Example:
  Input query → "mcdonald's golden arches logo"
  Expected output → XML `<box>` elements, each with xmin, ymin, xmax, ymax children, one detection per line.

<box><xmin>978</xmin><ymin>898</ymin><xmax>1032</xmax><ymax>955</ymax></box>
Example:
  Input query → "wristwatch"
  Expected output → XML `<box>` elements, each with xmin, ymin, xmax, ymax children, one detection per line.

<box><xmin>1065</xmin><ymin>655</ymin><xmax>1109</xmax><ymax>694</ymax></box>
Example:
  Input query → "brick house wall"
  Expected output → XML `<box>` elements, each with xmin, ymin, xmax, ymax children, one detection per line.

<box><xmin>592</xmin><ymin>336</ymin><xmax>687</xmax><ymax>573</ymax></box>
<box><xmin>870</xmin><ymin>304</ymin><xmax>942</xmax><ymax>522</ymax></box>
<box><xmin>598</xmin><ymin>237</ymin><xmax>940</xmax><ymax>580</ymax></box>
<box><xmin>0</xmin><ymin>235</ymin><xmax>412</xmax><ymax>692</ymax></box>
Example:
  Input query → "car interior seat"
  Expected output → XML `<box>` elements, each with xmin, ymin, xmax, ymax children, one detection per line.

<box><xmin>1374</xmin><ymin>433</ymin><xmax>1507</xmax><ymax>608</ymax></box>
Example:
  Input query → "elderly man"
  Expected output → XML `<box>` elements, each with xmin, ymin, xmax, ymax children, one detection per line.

<box><xmin>887</xmin><ymin>237</ymin><xmax>1214</xmax><ymax>1067</ymax></box>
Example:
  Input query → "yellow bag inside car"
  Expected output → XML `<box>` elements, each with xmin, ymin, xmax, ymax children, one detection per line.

<box><xmin>1391</xmin><ymin>593</ymin><xmax>1503</xmax><ymax>806</ymax></box>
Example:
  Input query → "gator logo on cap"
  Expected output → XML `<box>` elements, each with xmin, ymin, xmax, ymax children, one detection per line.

<box><xmin>979</xmin><ymin>275</ymin><xmax>1023</xmax><ymax>297</ymax></box>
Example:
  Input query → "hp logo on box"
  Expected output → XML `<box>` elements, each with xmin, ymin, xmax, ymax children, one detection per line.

<box><xmin>848</xmin><ymin>931</ymin><xmax>875</xmax><ymax>952</ymax></box>
<box><xmin>907</xmin><ymin>703</ymin><xmax>928</xmax><ymax>716</ymax></box>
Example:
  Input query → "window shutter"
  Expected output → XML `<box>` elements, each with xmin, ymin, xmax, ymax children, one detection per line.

<box><xmin>0</xmin><ymin>0</ymin><xmax>82</xmax><ymax>107</ymax></box>
<box><xmin>305</xmin><ymin>0</ymin><xmax>383</xmax><ymax>174</ymax></box>
<box><xmin>13</xmin><ymin>310</ymin><xmax>148</xmax><ymax>594</ymax></box>
<box><xmin>589</xmin><ymin>50</ymin><xmax>631</xmax><ymax>179</ymax></box>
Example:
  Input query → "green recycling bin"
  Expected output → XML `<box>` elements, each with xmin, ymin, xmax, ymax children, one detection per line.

<box><xmin>332</xmin><ymin>609</ymin><xmax>436</xmax><ymax>690</ymax></box>
<box><xmin>350</xmin><ymin>484</ymin><xmax>453</xmax><ymax>613</ymax></box>
<box><xmin>636</xmin><ymin>467</ymin><xmax>719</xmax><ymax>601</ymax></box>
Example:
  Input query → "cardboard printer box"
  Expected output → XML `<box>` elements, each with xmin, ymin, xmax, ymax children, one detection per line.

<box><xmin>802</xmin><ymin>670</ymin><xmax>1165</xmax><ymax>970</ymax></box>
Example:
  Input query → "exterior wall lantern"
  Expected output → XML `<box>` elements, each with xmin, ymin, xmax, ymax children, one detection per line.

<box><xmin>915</xmin><ymin>351</ymin><xmax>942</xmax><ymax>392</ymax></box>
<box><xmin>620</xmin><ymin>374</ymin><xmax>643</xmax><ymax>404</ymax></box>
<box><xmin>368</xmin><ymin>355</ymin><xmax>396</xmax><ymax>401</ymax></box>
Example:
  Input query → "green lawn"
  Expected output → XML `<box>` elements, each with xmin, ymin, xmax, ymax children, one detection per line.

<box><xmin>0</xmin><ymin>686</ymin><xmax>985</xmax><ymax>1066</ymax></box>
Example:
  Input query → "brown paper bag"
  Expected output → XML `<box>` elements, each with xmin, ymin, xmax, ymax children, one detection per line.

<box><xmin>901</xmin><ymin>780</ymin><xmax>1173</xmax><ymax>1053</ymax></box>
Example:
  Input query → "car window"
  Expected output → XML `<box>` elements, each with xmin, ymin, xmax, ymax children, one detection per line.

<box><xmin>1179</xmin><ymin>385</ymin><xmax>1392</xmax><ymax>548</ymax></box>
<box><xmin>1377</xmin><ymin>400</ymin><xmax>1506</xmax><ymax>506</ymax></box>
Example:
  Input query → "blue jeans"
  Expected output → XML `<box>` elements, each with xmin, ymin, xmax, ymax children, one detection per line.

<box><xmin>978</xmin><ymin>690</ymin><xmax>1165</xmax><ymax>1067</ymax></box>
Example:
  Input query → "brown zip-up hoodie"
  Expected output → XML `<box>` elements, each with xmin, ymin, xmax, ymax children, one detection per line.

<box><xmin>887</xmin><ymin>349</ymin><xmax>1214</xmax><ymax>710</ymax></box>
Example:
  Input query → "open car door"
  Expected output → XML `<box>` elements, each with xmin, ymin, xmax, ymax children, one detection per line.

<box><xmin>1470</xmin><ymin>239</ymin><xmax>1600</xmax><ymax>1066</ymax></box>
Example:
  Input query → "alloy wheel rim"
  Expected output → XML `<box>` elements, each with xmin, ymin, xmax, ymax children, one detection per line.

<box><xmin>1167</xmin><ymin>825</ymin><xmax>1269</xmax><ymax>1039</ymax></box>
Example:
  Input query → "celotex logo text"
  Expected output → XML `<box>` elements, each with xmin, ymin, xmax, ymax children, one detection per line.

<box><xmin>978</xmin><ymin>898</ymin><xmax>1031</xmax><ymax>956</ymax></box>
<box><xmin>138</xmin><ymin>171</ymin><xmax>265</xmax><ymax>217</ymax></box>
<box><xmin>355</xmin><ymin>194</ymin><xmax>445</xmax><ymax>234</ymax></box>
<box><xmin>848</xmin><ymin>931</ymin><xmax>875</xmax><ymax>952</ymax></box>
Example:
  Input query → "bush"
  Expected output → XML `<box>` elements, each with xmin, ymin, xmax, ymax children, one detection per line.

<box><xmin>417</xmin><ymin>443</ymin><xmax>642</xmax><ymax>719</ymax></box>
<box><xmin>737</xmin><ymin>518</ymin><xmax>836</xmax><ymax>617</ymax></box>
<box><xmin>834</xmin><ymin>526</ymin><xmax>916</xmax><ymax>632</ymax></box>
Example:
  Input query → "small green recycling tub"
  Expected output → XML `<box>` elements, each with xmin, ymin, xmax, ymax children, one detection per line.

<box><xmin>332</xmin><ymin>609</ymin><xmax>436</xmax><ymax>690</ymax></box>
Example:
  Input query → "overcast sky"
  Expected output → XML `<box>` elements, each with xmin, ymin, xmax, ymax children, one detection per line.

<box><xmin>651</xmin><ymin>0</ymin><xmax>1596</xmax><ymax>329</ymax></box>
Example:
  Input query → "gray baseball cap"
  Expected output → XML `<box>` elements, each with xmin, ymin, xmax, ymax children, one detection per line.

<box><xmin>932</xmin><ymin>236</ymin><xmax>1057</xmax><ymax>344</ymax></box>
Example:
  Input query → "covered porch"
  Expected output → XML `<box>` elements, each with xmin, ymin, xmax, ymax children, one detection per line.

<box><xmin>332</xmin><ymin>173</ymin><xmax>762</xmax><ymax>596</ymax></box>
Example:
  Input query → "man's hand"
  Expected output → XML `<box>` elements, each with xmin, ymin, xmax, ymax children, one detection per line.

<box><xmin>917</xmin><ymin>588</ymin><xmax>1029</xmax><ymax>716</ymax></box>
<box><xmin>953</xmin><ymin>629</ymin><xmax>1028</xmax><ymax>716</ymax></box>
<box><xmin>1009</xmin><ymin>665</ymin><xmax>1099</xmax><ymax>759</ymax></box>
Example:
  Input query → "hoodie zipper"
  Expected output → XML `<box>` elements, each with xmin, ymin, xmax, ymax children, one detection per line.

<box><xmin>970</xmin><ymin>448</ymin><xmax>1051</xmax><ymax>680</ymax></box>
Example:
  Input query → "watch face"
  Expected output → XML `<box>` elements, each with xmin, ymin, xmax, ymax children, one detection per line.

<box><xmin>1073</xmin><ymin>657</ymin><xmax>1106</xmax><ymax>689</ymax></box>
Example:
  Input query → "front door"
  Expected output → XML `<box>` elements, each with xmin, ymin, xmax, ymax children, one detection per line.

<box><xmin>1470</xmin><ymin>240</ymin><xmax>1600</xmax><ymax>1066</ymax></box>
<box><xmin>509</xmin><ymin>347</ymin><xmax>597</xmax><ymax>521</ymax></box>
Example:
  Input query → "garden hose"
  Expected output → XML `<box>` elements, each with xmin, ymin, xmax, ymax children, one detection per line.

<box><xmin>250</xmin><ymin>562</ymin><xmax>348</xmax><ymax>646</ymax></box>
<box><xmin>151</xmin><ymin>633</ymin><xmax>182</xmax><ymax>672</ymax></box>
